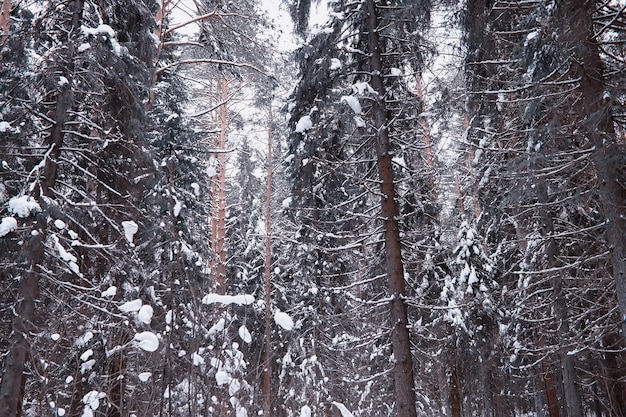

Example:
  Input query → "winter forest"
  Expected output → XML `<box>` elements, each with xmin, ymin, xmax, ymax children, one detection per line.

<box><xmin>1</xmin><ymin>0</ymin><xmax>626</xmax><ymax>416</ymax></box>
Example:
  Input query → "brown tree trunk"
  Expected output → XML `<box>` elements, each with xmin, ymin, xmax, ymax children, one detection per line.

<box><xmin>364</xmin><ymin>2</ymin><xmax>417</xmax><ymax>416</ymax></box>
<box><xmin>601</xmin><ymin>333</ymin><xmax>626</xmax><ymax>416</ymax></box>
<box><xmin>449</xmin><ymin>364</ymin><xmax>461</xmax><ymax>417</ymax></box>
<box><xmin>543</xmin><ymin>363</ymin><xmax>560</xmax><ymax>417</ymax></box>
<box><xmin>0</xmin><ymin>232</ymin><xmax>44</xmax><ymax>417</ymax></box>
<box><xmin>0</xmin><ymin>2</ymin><xmax>84</xmax><ymax>416</ymax></box>
<box><xmin>0</xmin><ymin>0</ymin><xmax>10</xmax><ymax>50</ymax></box>
<box><xmin>147</xmin><ymin>0</ymin><xmax>170</xmax><ymax>109</ymax></box>
<box><xmin>558</xmin><ymin>0</ymin><xmax>626</xmax><ymax>337</ymax></box>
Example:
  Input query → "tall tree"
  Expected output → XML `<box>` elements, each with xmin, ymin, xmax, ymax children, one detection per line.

<box><xmin>287</xmin><ymin>0</ymin><xmax>433</xmax><ymax>415</ymax></box>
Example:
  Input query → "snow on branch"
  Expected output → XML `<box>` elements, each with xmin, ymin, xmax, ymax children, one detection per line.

<box><xmin>164</xmin><ymin>9</ymin><xmax>257</xmax><ymax>36</ymax></box>
<box><xmin>155</xmin><ymin>58</ymin><xmax>272</xmax><ymax>78</ymax></box>
<box><xmin>201</xmin><ymin>293</ymin><xmax>255</xmax><ymax>306</ymax></box>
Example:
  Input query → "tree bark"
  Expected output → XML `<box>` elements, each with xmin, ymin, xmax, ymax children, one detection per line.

<box><xmin>210</xmin><ymin>78</ymin><xmax>228</xmax><ymax>293</ymax></box>
<box><xmin>263</xmin><ymin>106</ymin><xmax>273</xmax><ymax>417</ymax></box>
<box><xmin>535</xmin><ymin>180</ymin><xmax>584</xmax><ymax>417</ymax></box>
<box><xmin>0</xmin><ymin>0</ymin><xmax>10</xmax><ymax>50</ymax></box>
<box><xmin>0</xmin><ymin>2</ymin><xmax>84</xmax><ymax>416</ymax></box>
<box><xmin>0</xmin><ymin>226</ymin><xmax>44</xmax><ymax>417</ymax></box>
<box><xmin>558</xmin><ymin>0</ymin><xmax>626</xmax><ymax>337</ymax></box>
<box><xmin>542</xmin><ymin>363</ymin><xmax>560</xmax><ymax>417</ymax></box>
<box><xmin>449</xmin><ymin>364</ymin><xmax>461</xmax><ymax>417</ymax></box>
<box><xmin>364</xmin><ymin>2</ymin><xmax>417</xmax><ymax>416</ymax></box>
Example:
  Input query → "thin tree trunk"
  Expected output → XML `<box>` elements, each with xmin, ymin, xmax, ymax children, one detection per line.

<box><xmin>449</xmin><ymin>364</ymin><xmax>461</xmax><ymax>417</ymax></box>
<box><xmin>147</xmin><ymin>0</ymin><xmax>170</xmax><ymax>109</ymax></box>
<box><xmin>210</xmin><ymin>78</ymin><xmax>228</xmax><ymax>292</ymax></box>
<box><xmin>543</xmin><ymin>363</ymin><xmax>560</xmax><ymax>417</ymax></box>
<box><xmin>263</xmin><ymin>106</ymin><xmax>274</xmax><ymax>417</ymax></box>
<box><xmin>364</xmin><ymin>2</ymin><xmax>417</xmax><ymax>416</ymax></box>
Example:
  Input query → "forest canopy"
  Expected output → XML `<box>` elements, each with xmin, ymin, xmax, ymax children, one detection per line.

<box><xmin>0</xmin><ymin>1</ymin><xmax>625</xmax><ymax>417</ymax></box>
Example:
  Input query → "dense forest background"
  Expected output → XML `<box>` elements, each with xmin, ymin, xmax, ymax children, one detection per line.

<box><xmin>1</xmin><ymin>1</ymin><xmax>625</xmax><ymax>417</ymax></box>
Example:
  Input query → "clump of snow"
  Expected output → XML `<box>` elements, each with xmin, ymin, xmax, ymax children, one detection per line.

<box><xmin>80</xmin><ymin>359</ymin><xmax>96</xmax><ymax>374</ymax></box>
<box><xmin>208</xmin><ymin>318</ymin><xmax>226</xmax><ymax>336</ymax></box>
<box><xmin>301</xmin><ymin>405</ymin><xmax>312</xmax><ymax>417</ymax></box>
<box><xmin>173</xmin><ymin>198</ymin><xmax>183</xmax><ymax>217</ymax></box>
<box><xmin>332</xmin><ymin>402</ymin><xmax>355</xmax><ymax>417</ymax></box>
<box><xmin>121</xmin><ymin>220</ymin><xmax>138</xmax><ymax>245</ymax></box>
<box><xmin>215</xmin><ymin>370</ymin><xmax>231</xmax><ymax>385</ymax></box>
<box><xmin>191</xmin><ymin>182</ymin><xmax>200</xmax><ymax>196</ymax></box>
<box><xmin>138</xmin><ymin>372</ymin><xmax>152</xmax><ymax>382</ymax></box>
<box><xmin>101</xmin><ymin>286</ymin><xmax>117</xmax><ymax>297</ymax></box>
<box><xmin>329</xmin><ymin>58</ymin><xmax>342</xmax><ymax>70</ymax></box>
<box><xmin>134</xmin><ymin>331</ymin><xmax>159</xmax><ymax>352</ymax></box>
<box><xmin>352</xmin><ymin>81</ymin><xmax>375</xmax><ymax>95</ymax></box>
<box><xmin>8</xmin><ymin>195</ymin><xmax>41</xmax><ymax>218</ymax></box>
<box><xmin>202</xmin><ymin>293</ymin><xmax>255</xmax><ymax>306</ymax></box>
<box><xmin>81</xmin><ymin>24</ymin><xmax>123</xmax><ymax>56</ymax></box>
<box><xmin>192</xmin><ymin>352</ymin><xmax>205</xmax><ymax>366</ymax></box>
<box><xmin>354</xmin><ymin>116</ymin><xmax>366</xmax><ymax>128</ymax></box>
<box><xmin>389</xmin><ymin>67</ymin><xmax>403</xmax><ymax>76</ymax></box>
<box><xmin>0</xmin><ymin>217</ymin><xmax>17</xmax><ymax>237</ymax></box>
<box><xmin>340</xmin><ymin>95</ymin><xmax>362</xmax><ymax>114</ymax></box>
<box><xmin>230</xmin><ymin>397</ymin><xmax>248</xmax><ymax>417</ymax></box>
<box><xmin>281</xmin><ymin>197</ymin><xmax>292</xmax><ymax>209</ymax></box>
<box><xmin>58</xmin><ymin>76</ymin><xmax>69</xmax><ymax>86</ymax></box>
<box><xmin>238</xmin><ymin>325</ymin><xmax>252</xmax><ymax>344</ymax></box>
<box><xmin>119</xmin><ymin>299</ymin><xmax>143</xmax><ymax>313</ymax></box>
<box><xmin>274</xmin><ymin>310</ymin><xmax>294</xmax><ymax>331</ymax></box>
<box><xmin>81</xmin><ymin>391</ymin><xmax>105</xmax><ymax>417</ymax></box>
<box><xmin>75</xmin><ymin>331</ymin><xmax>93</xmax><ymax>347</ymax></box>
<box><xmin>78</xmin><ymin>43</ymin><xmax>91</xmax><ymax>52</ymax></box>
<box><xmin>51</xmin><ymin>234</ymin><xmax>82</xmax><ymax>276</ymax></box>
<box><xmin>137</xmin><ymin>304</ymin><xmax>154</xmax><ymax>325</ymax></box>
<box><xmin>54</xmin><ymin>219</ymin><xmax>66</xmax><ymax>229</ymax></box>
<box><xmin>80</xmin><ymin>349</ymin><xmax>93</xmax><ymax>361</ymax></box>
<box><xmin>0</xmin><ymin>121</ymin><xmax>13</xmax><ymax>132</ymax></box>
<box><xmin>295</xmin><ymin>115</ymin><xmax>313</xmax><ymax>133</ymax></box>
<box><xmin>51</xmin><ymin>235</ymin><xmax>72</xmax><ymax>260</ymax></box>
<box><xmin>51</xmin><ymin>333</ymin><xmax>61</xmax><ymax>341</ymax></box>
<box><xmin>229</xmin><ymin>378</ymin><xmax>241</xmax><ymax>395</ymax></box>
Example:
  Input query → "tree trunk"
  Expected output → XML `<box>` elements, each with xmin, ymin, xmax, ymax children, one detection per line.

<box><xmin>210</xmin><ymin>78</ymin><xmax>228</xmax><ymax>293</ymax></box>
<box><xmin>364</xmin><ymin>2</ymin><xmax>417</xmax><ymax>417</ymax></box>
<box><xmin>601</xmin><ymin>333</ymin><xmax>626</xmax><ymax>416</ymax></box>
<box><xmin>263</xmin><ymin>106</ymin><xmax>274</xmax><ymax>417</ymax></box>
<box><xmin>0</xmin><ymin>0</ymin><xmax>10</xmax><ymax>50</ymax></box>
<box><xmin>0</xmin><ymin>2</ymin><xmax>84</xmax><ymax>416</ymax></box>
<box><xmin>558</xmin><ymin>0</ymin><xmax>626</xmax><ymax>338</ymax></box>
<box><xmin>449</xmin><ymin>364</ymin><xmax>461</xmax><ymax>417</ymax></box>
<box><xmin>543</xmin><ymin>363</ymin><xmax>560</xmax><ymax>417</ymax></box>
<box><xmin>534</xmin><ymin>178</ymin><xmax>584</xmax><ymax>417</ymax></box>
<box><xmin>0</xmin><ymin>230</ymin><xmax>44</xmax><ymax>417</ymax></box>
